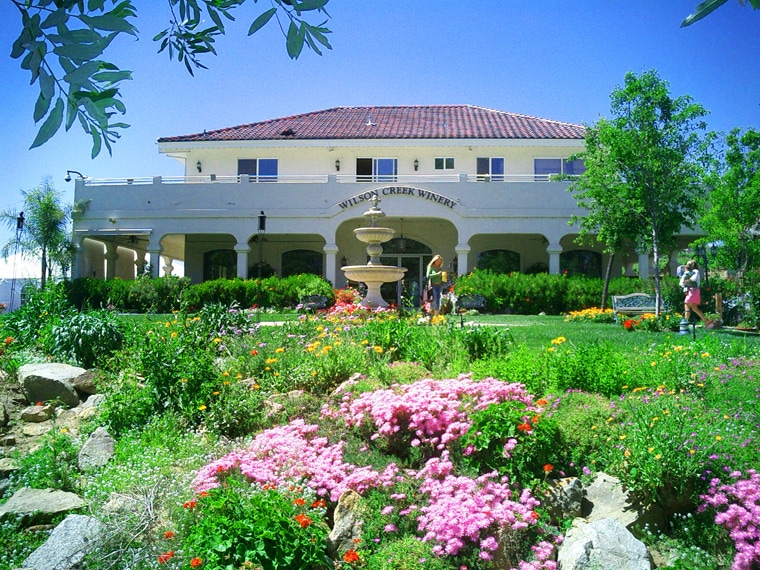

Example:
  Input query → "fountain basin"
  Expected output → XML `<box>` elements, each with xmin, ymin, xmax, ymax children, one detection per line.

<box><xmin>353</xmin><ymin>227</ymin><xmax>395</xmax><ymax>244</ymax></box>
<box><xmin>342</xmin><ymin>264</ymin><xmax>407</xmax><ymax>308</ymax></box>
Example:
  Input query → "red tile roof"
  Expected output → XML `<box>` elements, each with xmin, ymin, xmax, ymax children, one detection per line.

<box><xmin>157</xmin><ymin>105</ymin><xmax>585</xmax><ymax>143</ymax></box>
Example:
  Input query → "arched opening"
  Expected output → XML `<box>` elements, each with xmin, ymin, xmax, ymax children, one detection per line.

<box><xmin>561</xmin><ymin>250</ymin><xmax>602</xmax><ymax>278</ymax></box>
<box><xmin>203</xmin><ymin>249</ymin><xmax>236</xmax><ymax>281</ymax></box>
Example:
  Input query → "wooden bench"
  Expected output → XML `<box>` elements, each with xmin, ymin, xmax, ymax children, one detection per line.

<box><xmin>456</xmin><ymin>294</ymin><xmax>487</xmax><ymax>326</ymax></box>
<box><xmin>611</xmin><ymin>293</ymin><xmax>664</xmax><ymax>322</ymax></box>
<box><xmin>299</xmin><ymin>294</ymin><xmax>330</xmax><ymax>313</ymax></box>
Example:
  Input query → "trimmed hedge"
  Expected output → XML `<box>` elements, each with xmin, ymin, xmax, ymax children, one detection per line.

<box><xmin>65</xmin><ymin>274</ymin><xmax>334</xmax><ymax>313</ymax></box>
<box><xmin>454</xmin><ymin>269</ymin><xmax>734</xmax><ymax>315</ymax></box>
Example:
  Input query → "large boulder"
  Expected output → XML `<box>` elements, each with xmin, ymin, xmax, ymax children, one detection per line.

<box><xmin>0</xmin><ymin>487</ymin><xmax>85</xmax><ymax>523</ymax></box>
<box><xmin>18</xmin><ymin>363</ymin><xmax>86</xmax><ymax>408</ymax></box>
<box><xmin>78</xmin><ymin>427</ymin><xmax>115</xmax><ymax>470</ymax></box>
<box><xmin>584</xmin><ymin>472</ymin><xmax>664</xmax><ymax>532</ymax></box>
<box><xmin>557</xmin><ymin>518</ymin><xmax>651</xmax><ymax>570</ymax></box>
<box><xmin>22</xmin><ymin>514</ymin><xmax>103</xmax><ymax>570</ymax></box>
<box><xmin>327</xmin><ymin>489</ymin><xmax>364</xmax><ymax>557</ymax></box>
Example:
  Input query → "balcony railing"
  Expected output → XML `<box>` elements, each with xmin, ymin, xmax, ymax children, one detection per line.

<box><xmin>77</xmin><ymin>172</ymin><xmax>568</xmax><ymax>186</ymax></box>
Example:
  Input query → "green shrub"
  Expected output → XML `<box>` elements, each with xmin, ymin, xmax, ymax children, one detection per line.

<box><xmin>2</xmin><ymin>282</ymin><xmax>74</xmax><ymax>349</ymax></box>
<box><xmin>179</xmin><ymin>474</ymin><xmax>331</xmax><ymax>570</ymax></box>
<box><xmin>203</xmin><ymin>380</ymin><xmax>267</xmax><ymax>438</ymax></box>
<box><xmin>9</xmin><ymin>426</ymin><xmax>80</xmax><ymax>493</ymax></box>
<box><xmin>551</xmin><ymin>340</ymin><xmax>631</xmax><ymax>396</ymax></box>
<box><xmin>49</xmin><ymin>310</ymin><xmax>125</xmax><ymax>368</ymax></box>
<box><xmin>462</xmin><ymin>399</ymin><xmax>562</xmax><ymax>489</ymax></box>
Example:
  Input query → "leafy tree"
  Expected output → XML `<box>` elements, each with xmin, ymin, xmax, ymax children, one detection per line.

<box><xmin>9</xmin><ymin>0</ymin><xmax>332</xmax><ymax>157</ymax></box>
<box><xmin>682</xmin><ymin>0</ymin><xmax>760</xmax><ymax>27</ymax></box>
<box><xmin>1</xmin><ymin>177</ymin><xmax>72</xmax><ymax>288</ymax></box>
<box><xmin>569</xmin><ymin>70</ymin><xmax>712</xmax><ymax>315</ymax></box>
<box><xmin>698</xmin><ymin>128</ymin><xmax>760</xmax><ymax>284</ymax></box>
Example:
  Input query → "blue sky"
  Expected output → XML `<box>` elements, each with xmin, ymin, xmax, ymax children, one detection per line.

<box><xmin>0</xmin><ymin>1</ymin><xmax>759</xmax><ymax>255</ymax></box>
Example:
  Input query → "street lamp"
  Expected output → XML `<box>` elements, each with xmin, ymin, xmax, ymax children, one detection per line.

<box><xmin>257</xmin><ymin>211</ymin><xmax>266</xmax><ymax>277</ymax></box>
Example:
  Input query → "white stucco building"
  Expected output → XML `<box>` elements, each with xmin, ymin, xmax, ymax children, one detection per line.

<box><xmin>71</xmin><ymin>105</ymin><xmax>692</xmax><ymax>305</ymax></box>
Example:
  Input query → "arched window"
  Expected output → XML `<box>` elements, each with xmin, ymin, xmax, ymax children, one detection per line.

<box><xmin>477</xmin><ymin>250</ymin><xmax>520</xmax><ymax>274</ymax></box>
<box><xmin>203</xmin><ymin>249</ymin><xmax>236</xmax><ymax>281</ymax></box>
<box><xmin>561</xmin><ymin>250</ymin><xmax>602</xmax><ymax>278</ymax></box>
<box><xmin>382</xmin><ymin>237</ymin><xmax>431</xmax><ymax>255</ymax></box>
<box><xmin>281</xmin><ymin>250</ymin><xmax>323</xmax><ymax>277</ymax></box>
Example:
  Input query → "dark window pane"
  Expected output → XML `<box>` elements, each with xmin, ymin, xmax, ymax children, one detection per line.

<box><xmin>238</xmin><ymin>159</ymin><xmax>257</xmax><ymax>175</ymax></box>
<box><xmin>564</xmin><ymin>159</ymin><xmax>586</xmax><ymax>175</ymax></box>
<box><xmin>356</xmin><ymin>158</ymin><xmax>373</xmax><ymax>182</ymax></box>
<box><xmin>435</xmin><ymin>157</ymin><xmax>444</xmax><ymax>170</ymax></box>
<box><xmin>445</xmin><ymin>157</ymin><xmax>455</xmax><ymax>169</ymax></box>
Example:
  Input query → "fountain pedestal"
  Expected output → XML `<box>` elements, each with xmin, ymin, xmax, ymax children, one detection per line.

<box><xmin>341</xmin><ymin>197</ymin><xmax>407</xmax><ymax>308</ymax></box>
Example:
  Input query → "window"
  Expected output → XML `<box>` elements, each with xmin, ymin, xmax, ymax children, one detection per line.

<box><xmin>560</xmin><ymin>250</ymin><xmax>602</xmax><ymax>278</ymax></box>
<box><xmin>281</xmin><ymin>250</ymin><xmax>323</xmax><ymax>277</ymax></box>
<box><xmin>435</xmin><ymin>157</ymin><xmax>455</xmax><ymax>170</ymax></box>
<box><xmin>534</xmin><ymin>158</ymin><xmax>585</xmax><ymax>180</ymax></box>
<box><xmin>477</xmin><ymin>250</ymin><xmax>520</xmax><ymax>274</ymax></box>
<box><xmin>203</xmin><ymin>249</ymin><xmax>236</xmax><ymax>281</ymax></box>
<box><xmin>237</xmin><ymin>158</ymin><xmax>278</xmax><ymax>181</ymax></box>
<box><xmin>356</xmin><ymin>158</ymin><xmax>398</xmax><ymax>182</ymax></box>
<box><xmin>476</xmin><ymin>157</ymin><xmax>504</xmax><ymax>181</ymax></box>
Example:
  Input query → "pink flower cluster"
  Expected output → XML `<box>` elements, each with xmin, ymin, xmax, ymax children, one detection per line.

<box><xmin>334</xmin><ymin>375</ymin><xmax>535</xmax><ymax>451</ymax></box>
<box><xmin>700</xmin><ymin>469</ymin><xmax>760</xmax><ymax>570</ymax></box>
<box><xmin>413</xmin><ymin>451</ymin><xmax>546</xmax><ymax>562</ymax></box>
<box><xmin>192</xmin><ymin>419</ymin><xmax>399</xmax><ymax>501</ymax></box>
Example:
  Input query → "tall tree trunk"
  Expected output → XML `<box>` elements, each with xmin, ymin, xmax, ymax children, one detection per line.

<box><xmin>601</xmin><ymin>252</ymin><xmax>615</xmax><ymax>309</ymax></box>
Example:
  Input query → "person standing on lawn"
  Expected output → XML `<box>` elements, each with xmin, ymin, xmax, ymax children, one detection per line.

<box><xmin>426</xmin><ymin>254</ymin><xmax>445</xmax><ymax>317</ymax></box>
<box><xmin>680</xmin><ymin>259</ymin><xmax>714</xmax><ymax>328</ymax></box>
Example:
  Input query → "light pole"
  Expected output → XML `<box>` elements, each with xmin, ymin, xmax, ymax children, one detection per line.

<box><xmin>9</xmin><ymin>212</ymin><xmax>25</xmax><ymax>311</ymax></box>
<box><xmin>257</xmin><ymin>211</ymin><xmax>266</xmax><ymax>277</ymax></box>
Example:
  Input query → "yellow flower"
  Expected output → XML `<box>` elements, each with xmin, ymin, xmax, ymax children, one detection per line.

<box><xmin>689</xmin><ymin>449</ymin><xmax>696</xmax><ymax>455</ymax></box>
<box><xmin>701</xmin><ymin>352</ymin><xmax>710</xmax><ymax>358</ymax></box>
<box><xmin>650</xmin><ymin>361</ymin><xmax>657</xmax><ymax>367</ymax></box>
<box><xmin>181</xmin><ymin>378</ymin><xmax>188</xmax><ymax>383</ymax></box>
<box><xmin>715</xmin><ymin>435</ymin><xmax>722</xmax><ymax>441</ymax></box>
<box><xmin>547</xmin><ymin>347</ymin><xmax>555</xmax><ymax>353</ymax></box>
<box><xmin>213</xmin><ymin>337</ymin><xmax>222</xmax><ymax>344</ymax></box>
<box><xmin>265</xmin><ymin>358</ymin><xmax>277</xmax><ymax>364</ymax></box>
<box><xmin>360</xmin><ymin>339</ymin><xmax>369</xmax><ymax>345</ymax></box>
<box><xmin>655</xmin><ymin>454</ymin><xmax>662</xmax><ymax>460</ymax></box>
<box><xmin>236</xmin><ymin>373</ymin><xmax>242</xmax><ymax>379</ymax></box>
<box><xmin>198</xmin><ymin>404</ymin><xmax>207</xmax><ymax>411</ymax></box>
<box><xmin>619</xmin><ymin>434</ymin><xmax>626</xmax><ymax>440</ymax></box>
<box><xmin>222</xmin><ymin>371</ymin><xmax>230</xmax><ymax>377</ymax></box>
<box><xmin>374</xmin><ymin>346</ymin><xmax>383</xmax><ymax>354</ymax></box>
<box><xmin>648</xmin><ymin>447</ymin><xmax>654</xmax><ymax>453</ymax></box>
<box><xmin>623</xmin><ymin>449</ymin><xmax>631</xmax><ymax>457</ymax></box>
<box><xmin>550</xmin><ymin>336</ymin><xmax>566</xmax><ymax>345</ymax></box>
<box><xmin>171</xmin><ymin>331</ymin><xmax>178</xmax><ymax>338</ymax></box>
<box><xmin>275</xmin><ymin>347</ymin><xmax>285</xmax><ymax>353</ymax></box>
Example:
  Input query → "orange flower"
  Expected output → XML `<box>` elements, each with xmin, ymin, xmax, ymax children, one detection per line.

<box><xmin>158</xmin><ymin>550</ymin><xmax>174</xmax><ymax>564</ymax></box>
<box><xmin>292</xmin><ymin>497</ymin><xmax>306</xmax><ymax>506</ymax></box>
<box><xmin>343</xmin><ymin>549</ymin><xmax>360</xmax><ymax>563</ymax></box>
<box><xmin>190</xmin><ymin>557</ymin><xmax>203</xmax><ymax>568</ymax></box>
<box><xmin>4</xmin><ymin>337</ymin><xmax>14</xmax><ymax>344</ymax></box>
<box><xmin>199</xmin><ymin>491</ymin><xmax>210</xmax><ymax>498</ymax></box>
<box><xmin>183</xmin><ymin>499</ymin><xmax>197</xmax><ymax>509</ymax></box>
<box><xmin>311</xmin><ymin>499</ymin><xmax>326</xmax><ymax>509</ymax></box>
<box><xmin>536</xmin><ymin>398</ymin><xmax>548</xmax><ymax>406</ymax></box>
<box><xmin>250</xmin><ymin>349</ymin><xmax>258</xmax><ymax>356</ymax></box>
<box><xmin>295</xmin><ymin>513</ymin><xmax>312</xmax><ymax>528</ymax></box>
<box><xmin>531</xmin><ymin>415</ymin><xmax>541</xmax><ymax>424</ymax></box>
<box><xmin>163</xmin><ymin>530</ymin><xmax>175</xmax><ymax>539</ymax></box>
<box><xmin>543</xmin><ymin>463</ymin><xmax>554</xmax><ymax>473</ymax></box>
<box><xmin>517</xmin><ymin>422</ymin><xmax>532</xmax><ymax>432</ymax></box>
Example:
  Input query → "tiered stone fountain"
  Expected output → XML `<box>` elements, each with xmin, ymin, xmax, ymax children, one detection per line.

<box><xmin>341</xmin><ymin>197</ymin><xmax>407</xmax><ymax>308</ymax></box>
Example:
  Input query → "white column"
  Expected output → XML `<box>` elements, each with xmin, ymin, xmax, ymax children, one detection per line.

<box><xmin>324</xmin><ymin>243</ymin><xmax>339</xmax><ymax>286</ymax></box>
<box><xmin>638</xmin><ymin>251</ymin><xmax>650</xmax><ymax>278</ymax></box>
<box><xmin>147</xmin><ymin>245</ymin><xmax>162</xmax><ymax>279</ymax></box>
<box><xmin>547</xmin><ymin>244</ymin><xmax>563</xmax><ymax>274</ymax></box>
<box><xmin>234</xmin><ymin>243</ymin><xmax>250</xmax><ymax>279</ymax></box>
<box><xmin>455</xmin><ymin>244</ymin><xmax>471</xmax><ymax>276</ymax></box>
<box><xmin>104</xmin><ymin>242</ymin><xmax>119</xmax><ymax>280</ymax></box>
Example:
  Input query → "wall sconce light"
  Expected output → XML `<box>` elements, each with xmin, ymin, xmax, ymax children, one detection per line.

<box><xmin>64</xmin><ymin>170</ymin><xmax>85</xmax><ymax>182</ymax></box>
<box><xmin>413</xmin><ymin>159</ymin><xmax>419</xmax><ymax>171</ymax></box>
<box><xmin>196</xmin><ymin>160</ymin><xmax>202</xmax><ymax>173</ymax></box>
<box><xmin>335</xmin><ymin>159</ymin><xmax>340</xmax><ymax>172</ymax></box>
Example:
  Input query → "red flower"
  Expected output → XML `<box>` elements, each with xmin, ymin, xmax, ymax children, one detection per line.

<box><xmin>292</xmin><ymin>497</ymin><xmax>306</xmax><ymax>506</ymax></box>
<box><xmin>295</xmin><ymin>513</ymin><xmax>312</xmax><ymax>528</ymax></box>
<box><xmin>543</xmin><ymin>463</ymin><xmax>554</xmax><ymax>473</ymax></box>
<box><xmin>157</xmin><ymin>550</ymin><xmax>174</xmax><ymax>564</ymax></box>
<box><xmin>163</xmin><ymin>530</ymin><xmax>175</xmax><ymax>539</ymax></box>
<box><xmin>190</xmin><ymin>557</ymin><xmax>203</xmax><ymax>568</ymax></box>
<box><xmin>183</xmin><ymin>499</ymin><xmax>197</xmax><ymax>509</ymax></box>
<box><xmin>530</xmin><ymin>511</ymin><xmax>539</xmax><ymax>520</ymax></box>
<box><xmin>343</xmin><ymin>549</ymin><xmax>360</xmax><ymax>563</ymax></box>
<box><xmin>250</xmin><ymin>349</ymin><xmax>258</xmax><ymax>356</ymax></box>
<box><xmin>623</xmin><ymin>319</ymin><xmax>635</xmax><ymax>330</ymax></box>
<box><xmin>198</xmin><ymin>491</ymin><xmax>210</xmax><ymax>498</ymax></box>
<box><xmin>517</xmin><ymin>422</ymin><xmax>532</xmax><ymax>433</ymax></box>
<box><xmin>311</xmin><ymin>499</ymin><xmax>326</xmax><ymax>509</ymax></box>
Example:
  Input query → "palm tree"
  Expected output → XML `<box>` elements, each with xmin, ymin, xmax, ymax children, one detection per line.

<box><xmin>1</xmin><ymin>177</ymin><xmax>72</xmax><ymax>288</ymax></box>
